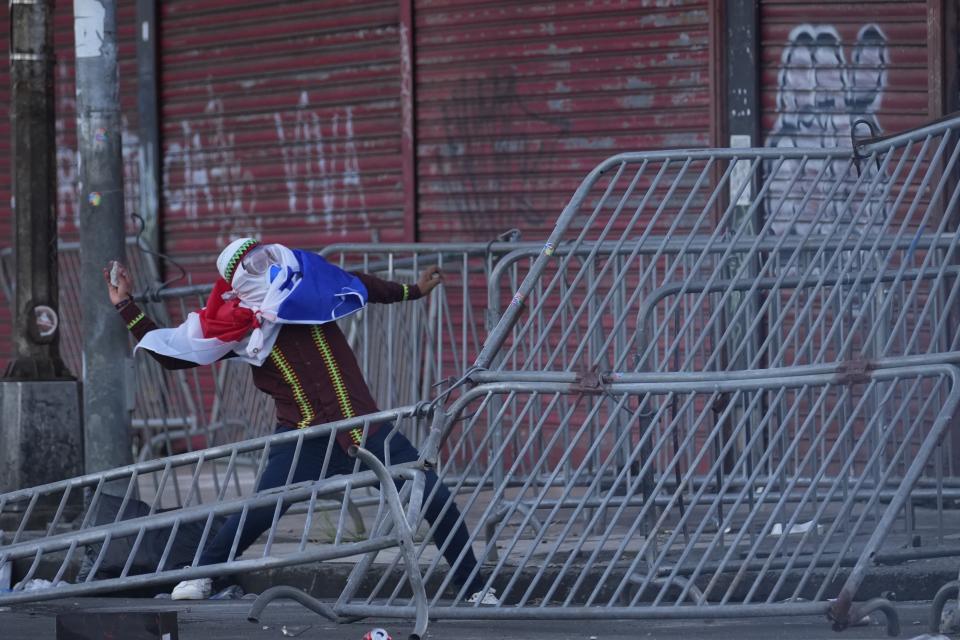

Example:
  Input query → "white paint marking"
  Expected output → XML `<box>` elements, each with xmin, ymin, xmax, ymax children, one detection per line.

<box><xmin>765</xmin><ymin>22</ymin><xmax>889</xmax><ymax>236</ymax></box>
<box><xmin>729</xmin><ymin>134</ymin><xmax>752</xmax><ymax>206</ymax></box>
<box><xmin>73</xmin><ymin>0</ymin><xmax>106</xmax><ymax>58</ymax></box>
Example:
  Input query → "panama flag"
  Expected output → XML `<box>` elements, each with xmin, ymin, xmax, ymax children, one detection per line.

<box><xmin>136</xmin><ymin>249</ymin><xmax>368</xmax><ymax>366</ymax></box>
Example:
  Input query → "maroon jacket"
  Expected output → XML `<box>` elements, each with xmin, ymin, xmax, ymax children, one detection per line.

<box><xmin>118</xmin><ymin>273</ymin><xmax>422</xmax><ymax>451</ymax></box>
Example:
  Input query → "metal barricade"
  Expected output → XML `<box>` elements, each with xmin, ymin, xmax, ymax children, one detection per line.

<box><xmin>0</xmin><ymin>365</ymin><xmax>955</xmax><ymax>635</ymax></box>
<box><xmin>331</xmin><ymin>363</ymin><xmax>959</xmax><ymax>634</ymax></box>
<box><xmin>379</xmin><ymin>114</ymin><xmax>960</xmax><ymax>631</ymax></box>
<box><xmin>463</xmin><ymin>117</ymin><xmax>960</xmax><ymax>554</ymax></box>
<box><xmin>0</xmin><ymin>408</ymin><xmax>432</xmax><ymax>636</ymax></box>
<box><xmin>3</xmin><ymin>115</ymin><xmax>960</xmax><ymax>638</ymax></box>
<box><xmin>476</xmin><ymin>241</ymin><xmax>960</xmax><ymax>508</ymax></box>
<box><xmin>486</xmin><ymin>236</ymin><xmax>959</xmax><ymax>375</ymax></box>
<box><xmin>477</xmin><ymin>117</ymin><xmax>960</xmax><ymax>375</ymax></box>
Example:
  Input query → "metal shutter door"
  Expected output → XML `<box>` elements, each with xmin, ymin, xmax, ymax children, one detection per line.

<box><xmin>414</xmin><ymin>0</ymin><xmax>712</xmax><ymax>241</ymax></box>
<box><xmin>761</xmin><ymin>1</ymin><xmax>931</xmax><ymax>148</ymax></box>
<box><xmin>159</xmin><ymin>0</ymin><xmax>405</xmax><ymax>276</ymax></box>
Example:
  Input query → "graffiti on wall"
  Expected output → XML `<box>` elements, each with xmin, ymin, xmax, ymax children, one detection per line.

<box><xmin>162</xmin><ymin>95</ymin><xmax>260</xmax><ymax>242</ymax></box>
<box><xmin>162</xmin><ymin>88</ymin><xmax>369</xmax><ymax>245</ymax></box>
<box><xmin>436</xmin><ymin>73</ymin><xmax>571</xmax><ymax>234</ymax></box>
<box><xmin>56</xmin><ymin>72</ymin><xmax>371</xmax><ymax>244</ymax></box>
<box><xmin>272</xmin><ymin>93</ymin><xmax>368</xmax><ymax>232</ymax></box>
<box><xmin>765</xmin><ymin>23</ymin><xmax>889</xmax><ymax>236</ymax></box>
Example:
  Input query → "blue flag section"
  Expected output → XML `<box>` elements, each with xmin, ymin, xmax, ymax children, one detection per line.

<box><xmin>277</xmin><ymin>250</ymin><xmax>368</xmax><ymax>323</ymax></box>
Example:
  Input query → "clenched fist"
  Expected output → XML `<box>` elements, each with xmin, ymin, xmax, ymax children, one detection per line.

<box><xmin>417</xmin><ymin>265</ymin><xmax>443</xmax><ymax>296</ymax></box>
<box><xmin>103</xmin><ymin>261</ymin><xmax>133</xmax><ymax>305</ymax></box>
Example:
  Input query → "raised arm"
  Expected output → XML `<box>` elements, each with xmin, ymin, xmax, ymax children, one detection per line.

<box><xmin>104</xmin><ymin>262</ymin><xmax>201</xmax><ymax>370</ymax></box>
<box><xmin>352</xmin><ymin>265</ymin><xmax>442</xmax><ymax>304</ymax></box>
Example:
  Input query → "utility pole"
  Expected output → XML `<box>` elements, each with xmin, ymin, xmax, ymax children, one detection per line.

<box><xmin>136</xmin><ymin>0</ymin><xmax>161</xmax><ymax>275</ymax></box>
<box><xmin>74</xmin><ymin>0</ymin><xmax>132</xmax><ymax>474</ymax></box>
<box><xmin>0</xmin><ymin>0</ymin><xmax>83</xmax><ymax>497</ymax></box>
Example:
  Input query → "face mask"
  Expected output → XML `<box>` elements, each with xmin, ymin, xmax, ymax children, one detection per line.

<box><xmin>232</xmin><ymin>245</ymin><xmax>289</xmax><ymax>308</ymax></box>
<box><xmin>241</xmin><ymin>247</ymin><xmax>272</xmax><ymax>277</ymax></box>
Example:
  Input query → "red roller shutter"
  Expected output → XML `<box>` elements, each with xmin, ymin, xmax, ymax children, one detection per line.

<box><xmin>159</xmin><ymin>0</ymin><xmax>405</xmax><ymax>277</ymax></box>
<box><xmin>761</xmin><ymin>1</ymin><xmax>931</xmax><ymax>148</ymax></box>
<box><xmin>414</xmin><ymin>0</ymin><xmax>712</xmax><ymax>241</ymax></box>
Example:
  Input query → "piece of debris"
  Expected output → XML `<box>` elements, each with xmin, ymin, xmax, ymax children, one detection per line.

<box><xmin>362</xmin><ymin>629</ymin><xmax>393</xmax><ymax>640</ymax></box>
<box><xmin>770</xmin><ymin>520</ymin><xmax>823</xmax><ymax>536</ymax></box>
<box><xmin>14</xmin><ymin>578</ymin><xmax>67</xmax><ymax>592</ymax></box>
<box><xmin>210</xmin><ymin>585</ymin><xmax>245</xmax><ymax>600</ymax></box>
<box><xmin>281</xmin><ymin>625</ymin><xmax>312</xmax><ymax>637</ymax></box>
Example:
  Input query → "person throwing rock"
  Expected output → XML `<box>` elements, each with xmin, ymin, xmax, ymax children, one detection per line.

<box><xmin>105</xmin><ymin>238</ymin><xmax>497</xmax><ymax>604</ymax></box>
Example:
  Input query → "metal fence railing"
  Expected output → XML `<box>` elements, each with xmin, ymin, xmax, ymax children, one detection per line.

<box><xmin>471</xmin><ymin>240</ymin><xmax>960</xmax><ymax>496</ymax></box>
<box><xmin>0</xmin><ymin>407</ymin><xmax>433</xmax><ymax>635</ymax></box>
<box><xmin>360</xmin><ymin>363</ymin><xmax>960</xmax><ymax>633</ymax></box>
<box><xmin>1</xmin><ymin>364</ymin><xmax>954</xmax><ymax>637</ymax></box>
<box><xmin>478</xmin><ymin>119</ymin><xmax>960</xmax><ymax>376</ymax></box>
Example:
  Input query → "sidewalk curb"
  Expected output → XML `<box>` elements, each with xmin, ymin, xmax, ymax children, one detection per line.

<box><xmin>234</xmin><ymin>557</ymin><xmax>960</xmax><ymax>604</ymax></box>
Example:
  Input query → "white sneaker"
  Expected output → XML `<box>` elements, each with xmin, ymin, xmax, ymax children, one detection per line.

<box><xmin>171</xmin><ymin>577</ymin><xmax>212</xmax><ymax>600</ymax></box>
<box><xmin>467</xmin><ymin>587</ymin><xmax>499</xmax><ymax>605</ymax></box>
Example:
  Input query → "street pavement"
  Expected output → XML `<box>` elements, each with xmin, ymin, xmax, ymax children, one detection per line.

<box><xmin>0</xmin><ymin>598</ymin><xmax>947</xmax><ymax>640</ymax></box>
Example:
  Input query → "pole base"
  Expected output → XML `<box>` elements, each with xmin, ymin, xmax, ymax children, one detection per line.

<box><xmin>0</xmin><ymin>380</ymin><xmax>82</xmax><ymax>496</ymax></box>
<box><xmin>4</xmin><ymin>356</ymin><xmax>73</xmax><ymax>381</ymax></box>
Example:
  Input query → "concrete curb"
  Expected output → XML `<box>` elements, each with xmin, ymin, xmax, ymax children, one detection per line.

<box><xmin>232</xmin><ymin>557</ymin><xmax>960</xmax><ymax>604</ymax></box>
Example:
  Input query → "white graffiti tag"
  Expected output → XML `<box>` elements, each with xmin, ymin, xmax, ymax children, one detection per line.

<box><xmin>273</xmin><ymin>94</ymin><xmax>368</xmax><ymax>233</ymax></box>
<box><xmin>765</xmin><ymin>24</ymin><xmax>889</xmax><ymax>236</ymax></box>
<box><xmin>163</xmin><ymin>91</ymin><xmax>368</xmax><ymax>239</ymax></box>
<box><xmin>163</xmin><ymin>96</ymin><xmax>257</xmax><ymax>221</ymax></box>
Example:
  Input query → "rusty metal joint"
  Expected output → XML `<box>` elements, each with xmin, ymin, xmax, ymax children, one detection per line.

<box><xmin>836</xmin><ymin>358</ymin><xmax>874</xmax><ymax>386</ymax></box>
<box><xmin>826</xmin><ymin>593</ymin><xmax>854</xmax><ymax>631</ymax></box>
<box><xmin>573</xmin><ymin>370</ymin><xmax>605</xmax><ymax>395</ymax></box>
<box><xmin>850</xmin><ymin>118</ymin><xmax>881</xmax><ymax>176</ymax></box>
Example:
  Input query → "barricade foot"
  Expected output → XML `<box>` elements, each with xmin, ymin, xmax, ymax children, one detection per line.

<box><xmin>349</xmin><ymin>446</ymin><xmax>429</xmax><ymax>640</ymax></box>
<box><xmin>829</xmin><ymin>597</ymin><xmax>899</xmax><ymax>637</ymax></box>
<box><xmin>247</xmin><ymin>585</ymin><xmax>341</xmax><ymax>624</ymax></box>
<box><xmin>929</xmin><ymin>580</ymin><xmax>960</xmax><ymax>634</ymax></box>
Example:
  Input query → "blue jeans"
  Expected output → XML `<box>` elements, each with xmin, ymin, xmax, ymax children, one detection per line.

<box><xmin>198</xmin><ymin>424</ymin><xmax>483</xmax><ymax>592</ymax></box>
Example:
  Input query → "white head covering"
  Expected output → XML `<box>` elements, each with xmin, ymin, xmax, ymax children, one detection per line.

<box><xmin>217</xmin><ymin>238</ymin><xmax>259</xmax><ymax>284</ymax></box>
<box><xmin>215</xmin><ymin>238</ymin><xmax>303</xmax><ymax>360</ymax></box>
